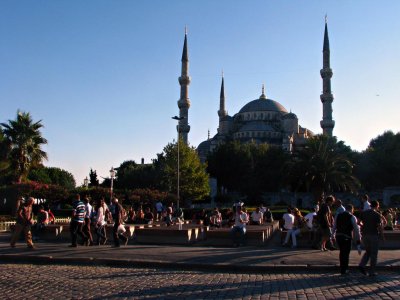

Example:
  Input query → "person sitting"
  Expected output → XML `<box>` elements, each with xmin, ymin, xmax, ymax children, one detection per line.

<box><xmin>304</xmin><ymin>205</ymin><xmax>319</xmax><ymax>246</ymax></box>
<box><xmin>283</xmin><ymin>208</ymin><xmax>306</xmax><ymax>248</ymax></box>
<box><xmin>193</xmin><ymin>209</ymin><xmax>206</xmax><ymax>224</ymax></box>
<box><xmin>144</xmin><ymin>207</ymin><xmax>154</xmax><ymax>224</ymax></box>
<box><xmin>136</xmin><ymin>207</ymin><xmax>145</xmax><ymax>224</ymax></box>
<box><xmin>125</xmin><ymin>206</ymin><xmax>136</xmax><ymax>224</ymax></box>
<box><xmin>230</xmin><ymin>204</ymin><xmax>249</xmax><ymax>247</ymax></box>
<box><xmin>250</xmin><ymin>207</ymin><xmax>263</xmax><ymax>225</ymax></box>
<box><xmin>47</xmin><ymin>208</ymin><xmax>55</xmax><ymax>224</ymax></box>
<box><xmin>383</xmin><ymin>209</ymin><xmax>394</xmax><ymax>230</ymax></box>
<box><xmin>264</xmin><ymin>207</ymin><xmax>274</xmax><ymax>223</ymax></box>
<box><xmin>210</xmin><ymin>208</ymin><xmax>222</xmax><ymax>228</ymax></box>
<box><xmin>164</xmin><ymin>207</ymin><xmax>173</xmax><ymax>226</ymax></box>
<box><xmin>281</xmin><ymin>207</ymin><xmax>294</xmax><ymax>245</ymax></box>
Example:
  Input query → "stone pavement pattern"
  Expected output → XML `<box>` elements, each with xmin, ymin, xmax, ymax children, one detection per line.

<box><xmin>0</xmin><ymin>263</ymin><xmax>399</xmax><ymax>299</ymax></box>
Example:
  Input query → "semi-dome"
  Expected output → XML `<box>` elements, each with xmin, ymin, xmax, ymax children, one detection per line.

<box><xmin>239</xmin><ymin>97</ymin><xmax>288</xmax><ymax>114</ymax></box>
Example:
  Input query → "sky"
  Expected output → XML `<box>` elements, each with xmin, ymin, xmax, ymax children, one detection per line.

<box><xmin>1</xmin><ymin>0</ymin><xmax>400</xmax><ymax>186</ymax></box>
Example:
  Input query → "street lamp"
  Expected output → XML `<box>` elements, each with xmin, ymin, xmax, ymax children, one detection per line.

<box><xmin>172</xmin><ymin>116</ymin><xmax>184</xmax><ymax>210</ymax></box>
<box><xmin>109</xmin><ymin>167</ymin><xmax>116</xmax><ymax>203</ymax></box>
<box><xmin>83</xmin><ymin>177</ymin><xmax>89</xmax><ymax>188</ymax></box>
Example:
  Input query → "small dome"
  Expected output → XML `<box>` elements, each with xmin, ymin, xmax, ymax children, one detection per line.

<box><xmin>197</xmin><ymin>139</ymin><xmax>211</xmax><ymax>152</ymax></box>
<box><xmin>283</xmin><ymin>112</ymin><xmax>298</xmax><ymax>120</ymax></box>
<box><xmin>239</xmin><ymin>97</ymin><xmax>288</xmax><ymax>114</ymax></box>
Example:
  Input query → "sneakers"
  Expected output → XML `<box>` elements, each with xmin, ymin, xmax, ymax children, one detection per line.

<box><xmin>27</xmin><ymin>245</ymin><xmax>36</xmax><ymax>250</ymax></box>
<box><xmin>68</xmin><ymin>244</ymin><xmax>78</xmax><ymax>248</ymax></box>
<box><xmin>124</xmin><ymin>239</ymin><xmax>129</xmax><ymax>246</ymax></box>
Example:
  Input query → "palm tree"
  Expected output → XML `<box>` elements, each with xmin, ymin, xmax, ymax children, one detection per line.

<box><xmin>0</xmin><ymin>129</ymin><xmax>10</xmax><ymax>172</ymax></box>
<box><xmin>285</xmin><ymin>135</ymin><xmax>360</xmax><ymax>202</ymax></box>
<box><xmin>1</xmin><ymin>111</ymin><xmax>48</xmax><ymax>183</ymax></box>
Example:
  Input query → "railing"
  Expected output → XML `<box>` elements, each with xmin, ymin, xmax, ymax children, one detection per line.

<box><xmin>0</xmin><ymin>221</ymin><xmax>16</xmax><ymax>232</ymax></box>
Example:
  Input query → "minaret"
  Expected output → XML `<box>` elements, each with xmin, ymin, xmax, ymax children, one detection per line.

<box><xmin>177</xmin><ymin>28</ymin><xmax>191</xmax><ymax>144</ymax></box>
<box><xmin>320</xmin><ymin>17</ymin><xmax>335</xmax><ymax>137</ymax></box>
<box><xmin>218</xmin><ymin>73</ymin><xmax>227</xmax><ymax>130</ymax></box>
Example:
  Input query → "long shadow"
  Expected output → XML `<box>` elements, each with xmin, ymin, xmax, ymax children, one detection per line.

<box><xmin>86</xmin><ymin>270</ymin><xmax>400</xmax><ymax>300</ymax></box>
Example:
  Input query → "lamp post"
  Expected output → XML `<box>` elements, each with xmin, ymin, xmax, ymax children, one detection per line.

<box><xmin>109</xmin><ymin>167</ymin><xmax>116</xmax><ymax>203</ymax></box>
<box><xmin>172</xmin><ymin>116</ymin><xmax>184</xmax><ymax>210</ymax></box>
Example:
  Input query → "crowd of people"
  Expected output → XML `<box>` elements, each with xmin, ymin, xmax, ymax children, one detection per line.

<box><xmin>280</xmin><ymin>194</ymin><xmax>398</xmax><ymax>276</ymax></box>
<box><xmin>9</xmin><ymin>193</ymin><xmax>399</xmax><ymax>277</ymax></box>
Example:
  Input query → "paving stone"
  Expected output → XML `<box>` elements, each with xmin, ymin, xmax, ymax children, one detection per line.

<box><xmin>0</xmin><ymin>263</ymin><xmax>399</xmax><ymax>299</ymax></box>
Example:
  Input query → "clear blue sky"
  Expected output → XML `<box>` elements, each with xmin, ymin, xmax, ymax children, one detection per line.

<box><xmin>1</xmin><ymin>0</ymin><xmax>399</xmax><ymax>186</ymax></box>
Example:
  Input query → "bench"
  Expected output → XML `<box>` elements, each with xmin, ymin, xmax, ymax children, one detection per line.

<box><xmin>199</xmin><ymin>224</ymin><xmax>276</xmax><ymax>247</ymax></box>
<box><xmin>381</xmin><ymin>230</ymin><xmax>400</xmax><ymax>249</ymax></box>
<box><xmin>133</xmin><ymin>226</ymin><xmax>199</xmax><ymax>245</ymax></box>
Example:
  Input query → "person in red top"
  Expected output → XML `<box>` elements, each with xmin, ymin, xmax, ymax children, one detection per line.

<box><xmin>10</xmin><ymin>197</ymin><xmax>35</xmax><ymax>249</ymax></box>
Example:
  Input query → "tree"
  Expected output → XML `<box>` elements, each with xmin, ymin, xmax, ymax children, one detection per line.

<box><xmin>28</xmin><ymin>166</ymin><xmax>76</xmax><ymax>189</ymax></box>
<box><xmin>0</xmin><ymin>129</ymin><xmax>11</xmax><ymax>184</ymax></box>
<box><xmin>155</xmin><ymin>139</ymin><xmax>210</xmax><ymax>205</ymax></box>
<box><xmin>1</xmin><ymin>111</ymin><xmax>48</xmax><ymax>183</ymax></box>
<box><xmin>89</xmin><ymin>168</ymin><xmax>99</xmax><ymax>187</ymax></box>
<box><xmin>355</xmin><ymin>131</ymin><xmax>400</xmax><ymax>190</ymax></box>
<box><xmin>207</xmin><ymin>141</ymin><xmax>289</xmax><ymax>200</ymax></box>
<box><xmin>285</xmin><ymin>135</ymin><xmax>360</xmax><ymax>202</ymax></box>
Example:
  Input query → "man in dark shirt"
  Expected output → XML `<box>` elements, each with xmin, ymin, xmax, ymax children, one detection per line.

<box><xmin>335</xmin><ymin>204</ymin><xmax>361</xmax><ymax>275</ymax></box>
<box><xmin>359</xmin><ymin>200</ymin><xmax>384</xmax><ymax>276</ymax></box>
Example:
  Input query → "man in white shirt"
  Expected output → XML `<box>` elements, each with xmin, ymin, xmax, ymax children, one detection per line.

<box><xmin>304</xmin><ymin>206</ymin><xmax>318</xmax><ymax>230</ymax></box>
<box><xmin>250</xmin><ymin>207</ymin><xmax>263</xmax><ymax>225</ymax></box>
<box><xmin>83</xmin><ymin>196</ymin><xmax>93</xmax><ymax>246</ymax></box>
<box><xmin>282</xmin><ymin>208</ymin><xmax>294</xmax><ymax>230</ymax></box>
<box><xmin>281</xmin><ymin>208</ymin><xmax>294</xmax><ymax>246</ymax></box>
<box><xmin>361</xmin><ymin>194</ymin><xmax>371</xmax><ymax>211</ymax></box>
<box><xmin>231</xmin><ymin>205</ymin><xmax>249</xmax><ymax>247</ymax></box>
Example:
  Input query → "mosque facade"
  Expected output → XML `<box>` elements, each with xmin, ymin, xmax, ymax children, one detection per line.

<box><xmin>175</xmin><ymin>22</ymin><xmax>335</xmax><ymax>162</ymax></box>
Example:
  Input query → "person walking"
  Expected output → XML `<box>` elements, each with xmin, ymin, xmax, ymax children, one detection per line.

<box><xmin>316</xmin><ymin>195</ymin><xmax>335</xmax><ymax>251</ymax></box>
<box><xmin>69</xmin><ymin>194</ymin><xmax>87</xmax><ymax>247</ymax></box>
<box><xmin>95</xmin><ymin>197</ymin><xmax>108</xmax><ymax>245</ymax></box>
<box><xmin>358</xmin><ymin>200</ymin><xmax>385</xmax><ymax>276</ymax></box>
<box><xmin>334</xmin><ymin>204</ymin><xmax>361</xmax><ymax>275</ymax></box>
<box><xmin>82</xmin><ymin>196</ymin><xmax>94</xmax><ymax>246</ymax></box>
<box><xmin>10</xmin><ymin>197</ymin><xmax>35</xmax><ymax>249</ymax></box>
<box><xmin>112</xmin><ymin>198</ymin><xmax>128</xmax><ymax>247</ymax></box>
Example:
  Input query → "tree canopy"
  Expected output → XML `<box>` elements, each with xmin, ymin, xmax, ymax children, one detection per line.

<box><xmin>207</xmin><ymin>141</ymin><xmax>289</xmax><ymax>201</ymax></box>
<box><xmin>355</xmin><ymin>131</ymin><xmax>400</xmax><ymax>190</ymax></box>
<box><xmin>28</xmin><ymin>166</ymin><xmax>76</xmax><ymax>189</ymax></box>
<box><xmin>285</xmin><ymin>135</ymin><xmax>360</xmax><ymax>201</ymax></box>
<box><xmin>0</xmin><ymin>111</ymin><xmax>48</xmax><ymax>183</ymax></box>
<box><xmin>155</xmin><ymin>139</ymin><xmax>210</xmax><ymax>205</ymax></box>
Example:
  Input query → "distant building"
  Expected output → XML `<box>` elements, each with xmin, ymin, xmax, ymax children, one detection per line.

<box><xmin>174</xmin><ymin>21</ymin><xmax>335</xmax><ymax>162</ymax></box>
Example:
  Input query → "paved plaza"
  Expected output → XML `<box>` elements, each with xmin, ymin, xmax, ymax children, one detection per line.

<box><xmin>0</xmin><ymin>263</ymin><xmax>399</xmax><ymax>299</ymax></box>
<box><xmin>1</xmin><ymin>233</ymin><xmax>399</xmax><ymax>299</ymax></box>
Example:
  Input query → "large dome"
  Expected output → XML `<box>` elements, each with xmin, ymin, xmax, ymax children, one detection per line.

<box><xmin>239</xmin><ymin>97</ymin><xmax>288</xmax><ymax>114</ymax></box>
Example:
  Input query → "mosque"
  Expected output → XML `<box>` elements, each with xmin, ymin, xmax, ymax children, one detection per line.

<box><xmin>174</xmin><ymin>22</ymin><xmax>335</xmax><ymax>162</ymax></box>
